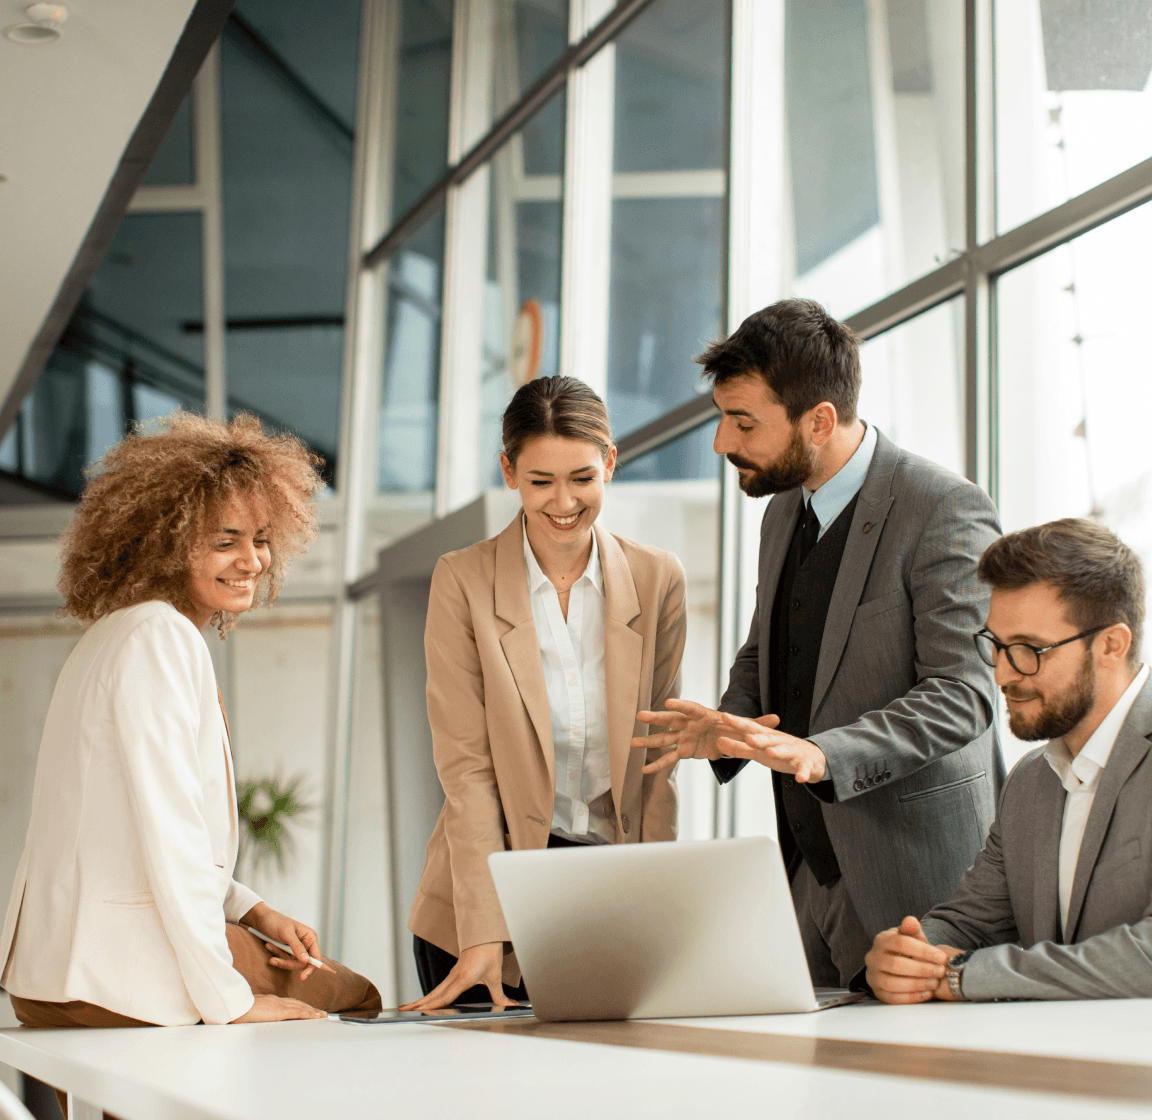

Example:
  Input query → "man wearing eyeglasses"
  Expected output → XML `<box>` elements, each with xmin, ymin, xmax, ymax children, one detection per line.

<box><xmin>865</xmin><ymin>517</ymin><xmax>1152</xmax><ymax>1003</ymax></box>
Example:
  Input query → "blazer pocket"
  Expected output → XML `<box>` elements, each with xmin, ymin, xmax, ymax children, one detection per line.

<box><xmin>854</xmin><ymin>589</ymin><xmax>906</xmax><ymax>622</ymax></box>
<box><xmin>1098</xmin><ymin>836</ymin><xmax>1141</xmax><ymax>870</ymax></box>
<box><xmin>103</xmin><ymin>891</ymin><xmax>156</xmax><ymax>908</ymax></box>
<box><xmin>898</xmin><ymin>771</ymin><xmax>987</xmax><ymax>803</ymax></box>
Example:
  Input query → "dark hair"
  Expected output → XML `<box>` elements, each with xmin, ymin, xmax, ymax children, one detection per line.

<box><xmin>501</xmin><ymin>376</ymin><xmax>613</xmax><ymax>466</ymax></box>
<box><xmin>978</xmin><ymin>518</ymin><xmax>1145</xmax><ymax>666</ymax></box>
<box><xmin>695</xmin><ymin>298</ymin><xmax>861</xmax><ymax>424</ymax></box>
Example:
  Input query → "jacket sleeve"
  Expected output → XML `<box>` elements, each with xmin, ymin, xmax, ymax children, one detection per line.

<box><xmin>712</xmin><ymin>508</ymin><xmax>769</xmax><ymax>785</ymax></box>
<box><xmin>425</xmin><ymin>557</ymin><xmax>509</xmax><ymax>952</ymax></box>
<box><xmin>919</xmin><ymin>804</ymin><xmax>1019</xmax><ymax>952</ymax></box>
<box><xmin>109</xmin><ymin>614</ymin><xmax>254</xmax><ymax>1025</ymax></box>
<box><xmin>958</xmin><ymin>914</ymin><xmax>1152</xmax><ymax>1001</ymax></box>
<box><xmin>224</xmin><ymin>880</ymin><xmax>263</xmax><ymax>923</ymax></box>
<box><xmin>810</xmin><ymin>481</ymin><xmax>1002</xmax><ymax>802</ymax></box>
<box><xmin>640</xmin><ymin>555</ymin><xmax>687</xmax><ymax>841</ymax></box>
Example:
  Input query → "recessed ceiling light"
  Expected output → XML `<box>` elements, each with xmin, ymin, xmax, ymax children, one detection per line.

<box><xmin>4</xmin><ymin>3</ymin><xmax>67</xmax><ymax>44</ymax></box>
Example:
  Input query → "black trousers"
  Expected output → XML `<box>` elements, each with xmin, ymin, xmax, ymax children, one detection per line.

<box><xmin>413</xmin><ymin>833</ymin><xmax>586</xmax><ymax>1003</ymax></box>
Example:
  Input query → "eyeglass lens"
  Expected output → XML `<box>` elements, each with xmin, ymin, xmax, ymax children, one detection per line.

<box><xmin>974</xmin><ymin>633</ymin><xmax>1040</xmax><ymax>675</ymax></box>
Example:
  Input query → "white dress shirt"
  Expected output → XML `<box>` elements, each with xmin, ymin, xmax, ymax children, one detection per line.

<box><xmin>802</xmin><ymin>421</ymin><xmax>877</xmax><ymax>538</ymax></box>
<box><xmin>523</xmin><ymin>519</ymin><xmax>614</xmax><ymax>844</ymax></box>
<box><xmin>1044</xmin><ymin>662</ymin><xmax>1149</xmax><ymax>936</ymax></box>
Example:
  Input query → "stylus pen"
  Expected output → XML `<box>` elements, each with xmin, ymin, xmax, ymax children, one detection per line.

<box><xmin>244</xmin><ymin>924</ymin><xmax>330</xmax><ymax>971</ymax></box>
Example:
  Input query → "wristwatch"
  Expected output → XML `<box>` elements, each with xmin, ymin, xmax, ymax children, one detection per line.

<box><xmin>945</xmin><ymin>950</ymin><xmax>974</xmax><ymax>1001</ymax></box>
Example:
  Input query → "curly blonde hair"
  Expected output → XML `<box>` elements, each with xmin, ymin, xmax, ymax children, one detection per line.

<box><xmin>58</xmin><ymin>412</ymin><xmax>325</xmax><ymax>636</ymax></box>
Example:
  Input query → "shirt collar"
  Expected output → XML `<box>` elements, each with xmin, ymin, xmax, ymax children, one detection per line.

<box><xmin>802</xmin><ymin>421</ymin><xmax>877</xmax><ymax>529</ymax></box>
<box><xmin>522</xmin><ymin>515</ymin><xmax>603</xmax><ymax>596</ymax></box>
<box><xmin>1044</xmin><ymin>663</ymin><xmax>1149</xmax><ymax>791</ymax></box>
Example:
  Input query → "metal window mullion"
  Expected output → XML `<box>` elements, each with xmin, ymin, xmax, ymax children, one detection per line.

<box><xmin>196</xmin><ymin>44</ymin><xmax>227</xmax><ymax>422</ymax></box>
<box><xmin>558</xmin><ymin>0</ymin><xmax>617</xmax><ymax>399</ymax></box>
<box><xmin>435</xmin><ymin>0</ymin><xmax>496</xmax><ymax>517</ymax></box>
<box><xmin>321</xmin><ymin>0</ymin><xmax>395</xmax><ymax>957</ymax></box>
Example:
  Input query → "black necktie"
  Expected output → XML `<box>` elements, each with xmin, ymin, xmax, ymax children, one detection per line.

<box><xmin>799</xmin><ymin>502</ymin><xmax>820</xmax><ymax>565</ymax></box>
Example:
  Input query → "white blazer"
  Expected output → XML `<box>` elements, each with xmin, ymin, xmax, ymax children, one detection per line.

<box><xmin>0</xmin><ymin>601</ymin><xmax>262</xmax><ymax>1025</ymax></box>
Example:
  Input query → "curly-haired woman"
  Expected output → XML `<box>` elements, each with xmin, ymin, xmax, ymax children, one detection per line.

<box><xmin>0</xmin><ymin>413</ymin><xmax>380</xmax><ymax>1041</ymax></box>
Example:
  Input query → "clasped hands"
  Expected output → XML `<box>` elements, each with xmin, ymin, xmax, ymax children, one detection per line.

<box><xmin>864</xmin><ymin>916</ymin><xmax>963</xmax><ymax>1004</ymax></box>
<box><xmin>631</xmin><ymin>698</ymin><xmax>828</xmax><ymax>783</ymax></box>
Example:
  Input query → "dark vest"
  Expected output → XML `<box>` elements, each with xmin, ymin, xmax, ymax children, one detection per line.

<box><xmin>769</xmin><ymin>493</ymin><xmax>859</xmax><ymax>885</ymax></box>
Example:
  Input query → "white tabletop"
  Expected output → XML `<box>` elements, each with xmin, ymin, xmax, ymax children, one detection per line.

<box><xmin>2</xmin><ymin>1001</ymin><xmax>1150</xmax><ymax>1120</ymax></box>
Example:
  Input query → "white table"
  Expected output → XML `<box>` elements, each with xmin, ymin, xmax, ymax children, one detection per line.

<box><xmin>2</xmin><ymin>1000</ymin><xmax>1150</xmax><ymax>1119</ymax></box>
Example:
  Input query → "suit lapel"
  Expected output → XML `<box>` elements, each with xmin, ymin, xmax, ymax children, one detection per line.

<box><xmin>757</xmin><ymin>491</ymin><xmax>803</xmax><ymax>705</ymax></box>
<box><xmin>598</xmin><ymin>525</ymin><xmax>643</xmax><ymax>815</ymax></box>
<box><xmin>1065</xmin><ymin>680</ymin><xmax>1152</xmax><ymax>940</ymax></box>
<box><xmin>811</xmin><ymin>431</ymin><xmax>898</xmax><ymax>715</ymax></box>
<box><xmin>494</xmin><ymin>514</ymin><xmax>556</xmax><ymax>787</ymax></box>
<box><xmin>1029</xmin><ymin>764</ymin><xmax>1066</xmax><ymax>944</ymax></box>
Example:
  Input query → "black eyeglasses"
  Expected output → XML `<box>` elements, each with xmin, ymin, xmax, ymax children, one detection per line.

<box><xmin>972</xmin><ymin>625</ymin><xmax>1113</xmax><ymax>676</ymax></box>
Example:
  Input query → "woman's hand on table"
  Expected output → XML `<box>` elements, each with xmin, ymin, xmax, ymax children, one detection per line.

<box><xmin>241</xmin><ymin>901</ymin><xmax>330</xmax><ymax>982</ymax></box>
<box><xmin>398</xmin><ymin>941</ymin><xmax>517</xmax><ymax>1012</ymax></box>
<box><xmin>230</xmin><ymin>994</ymin><xmax>326</xmax><ymax>1023</ymax></box>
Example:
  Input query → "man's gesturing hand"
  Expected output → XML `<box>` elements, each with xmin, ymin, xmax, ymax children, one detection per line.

<box><xmin>716</xmin><ymin>724</ymin><xmax>829</xmax><ymax>784</ymax></box>
<box><xmin>631</xmin><ymin>699</ymin><xmax>781</xmax><ymax>774</ymax></box>
<box><xmin>864</xmin><ymin>916</ymin><xmax>960</xmax><ymax>1004</ymax></box>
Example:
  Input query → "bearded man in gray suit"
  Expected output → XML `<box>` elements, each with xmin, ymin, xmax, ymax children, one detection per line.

<box><xmin>867</xmin><ymin>519</ymin><xmax>1152</xmax><ymax>1003</ymax></box>
<box><xmin>634</xmin><ymin>299</ymin><xmax>1004</xmax><ymax>987</ymax></box>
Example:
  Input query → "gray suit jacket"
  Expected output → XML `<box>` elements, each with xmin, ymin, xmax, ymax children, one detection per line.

<box><xmin>719</xmin><ymin>429</ymin><xmax>1004</xmax><ymax>935</ymax></box>
<box><xmin>921</xmin><ymin>676</ymin><xmax>1152</xmax><ymax>1001</ymax></box>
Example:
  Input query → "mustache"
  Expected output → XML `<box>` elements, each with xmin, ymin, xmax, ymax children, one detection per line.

<box><xmin>726</xmin><ymin>454</ymin><xmax>760</xmax><ymax>472</ymax></box>
<box><xmin>1001</xmin><ymin>687</ymin><xmax>1039</xmax><ymax>702</ymax></box>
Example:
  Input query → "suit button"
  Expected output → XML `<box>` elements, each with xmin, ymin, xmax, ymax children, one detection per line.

<box><xmin>853</xmin><ymin>779</ymin><xmax>864</xmax><ymax>792</ymax></box>
<box><xmin>785</xmin><ymin>777</ymin><xmax>795</xmax><ymax>788</ymax></box>
<box><xmin>792</xmin><ymin>689</ymin><xmax>801</xmax><ymax>699</ymax></box>
<box><xmin>621</xmin><ymin>815</ymin><xmax>630</xmax><ymax>834</ymax></box>
<box><xmin>792</xmin><ymin>598</ymin><xmax>800</xmax><ymax>609</ymax></box>
<box><xmin>883</xmin><ymin>770</ymin><xmax>891</xmax><ymax>780</ymax></box>
<box><xmin>790</xmin><ymin>645</ymin><xmax>799</xmax><ymax>655</ymax></box>
<box><xmin>792</xmin><ymin>822</ymin><xmax>801</xmax><ymax>832</ymax></box>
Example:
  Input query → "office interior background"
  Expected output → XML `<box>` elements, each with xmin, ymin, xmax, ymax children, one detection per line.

<box><xmin>2</xmin><ymin>0</ymin><xmax>1151</xmax><ymax>1010</ymax></box>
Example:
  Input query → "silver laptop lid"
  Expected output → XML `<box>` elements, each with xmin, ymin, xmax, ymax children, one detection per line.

<box><xmin>488</xmin><ymin>836</ymin><xmax>819</xmax><ymax>1021</ymax></box>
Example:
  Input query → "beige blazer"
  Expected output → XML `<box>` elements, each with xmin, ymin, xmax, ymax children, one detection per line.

<box><xmin>409</xmin><ymin>515</ymin><xmax>687</xmax><ymax>968</ymax></box>
<box><xmin>0</xmin><ymin>601</ymin><xmax>261</xmax><ymax>1025</ymax></box>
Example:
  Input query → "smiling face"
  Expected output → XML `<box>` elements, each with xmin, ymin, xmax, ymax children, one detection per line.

<box><xmin>500</xmin><ymin>434</ymin><xmax>616</xmax><ymax>550</ymax></box>
<box><xmin>985</xmin><ymin>581</ymin><xmax>1099</xmax><ymax>742</ymax></box>
<box><xmin>712</xmin><ymin>375</ymin><xmax>816</xmax><ymax>496</ymax></box>
<box><xmin>185</xmin><ymin>494</ymin><xmax>271</xmax><ymax>629</ymax></box>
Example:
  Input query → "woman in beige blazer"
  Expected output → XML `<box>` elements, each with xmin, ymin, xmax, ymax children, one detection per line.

<box><xmin>1</xmin><ymin>413</ymin><xmax>379</xmax><ymax>1046</ymax></box>
<box><xmin>404</xmin><ymin>376</ymin><xmax>687</xmax><ymax>1010</ymax></box>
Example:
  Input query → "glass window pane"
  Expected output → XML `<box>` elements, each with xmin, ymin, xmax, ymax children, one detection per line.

<box><xmin>603</xmin><ymin>423</ymin><xmax>721</xmax><ymax>841</ymax></box>
<box><xmin>141</xmin><ymin>93</ymin><xmax>196</xmax><ymax>186</ymax></box>
<box><xmin>387</xmin><ymin>0</ymin><xmax>455</xmax><ymax>227</ymax></box>
<box><xmin>478</xmin><ymin>92</ymin><xmax>566</xmax><ymax>489</ymax></box>
<box><xmin>492</xmin><ymin>0</ymin><xmax>568</xmax><ymax>121</ymax></box>
<box><xmin>785</xmin><ymin>0</ymin><xmax>964</xmax><ymax>319</ymax></box>
<box><xmin>857</xmin><ymin>298</ymin><xmax>964</xmax><ymax>475</ymax></box>
<box><xmin>996</xmin><ymin>201</ymin><xmax>1152</xmax><ymax>765</ymax></box>
<box><xmin>378</xmin><ymin>205</ymin><xmax>447</xmax><ymax>502</ymax></box>
<box><xmin>12</xmin><ymin>213</ymin><xmax>205</xmax><ymax>497</ymax></box>
<box><xmin>221</xmin><ymin>2</ymin><xmax>361</xmax><ymax>483</ymax></box>
<box><xmin>607</xmin><ymin>0</ymin><xmax>727</xmax><ymax>432</ymax></box>
<box><xmin>995</xmin><ymin>1</ymin><xmax>1152</xmax><ymax>235</ymax></box>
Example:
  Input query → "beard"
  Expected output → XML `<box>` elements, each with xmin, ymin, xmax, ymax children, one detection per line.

<box><xmin>727</xmin><ymin>424</ymin><xmax>814</xmax><ymax>497</ymax></box>
<box><xmin>1004</xmin><ymin>648</ymin><xmax>1096</xmax><ymax>741</ymax></box>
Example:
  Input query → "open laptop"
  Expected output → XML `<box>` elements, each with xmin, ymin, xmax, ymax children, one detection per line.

<box><xmin>488</xmin><ymin>836</ymin><xmax>864</xmax><ymax>1021</ymax></box>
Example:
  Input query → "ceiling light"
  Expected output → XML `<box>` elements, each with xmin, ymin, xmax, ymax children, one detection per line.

<box><xmin>4</xmin><ymin>3</ymin><xmax>68</xmax><ymax>44</ymax></box>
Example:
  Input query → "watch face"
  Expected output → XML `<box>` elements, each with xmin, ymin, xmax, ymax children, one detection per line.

<box><xmin>949</xmin><ymin>950</ymin><xmax>974</xmax><ymax>968</ymax></box>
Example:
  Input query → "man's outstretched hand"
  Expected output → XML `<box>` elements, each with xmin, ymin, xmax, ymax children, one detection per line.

<box><xmin>864</xmin><ymin>916</ymin><xmax>962</xmax><ymax>1004</ymax></box>
<box><xmin>632</xmin><ymin>699</ymin><xmax>827</xmax><ymax>783</ymax></box>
